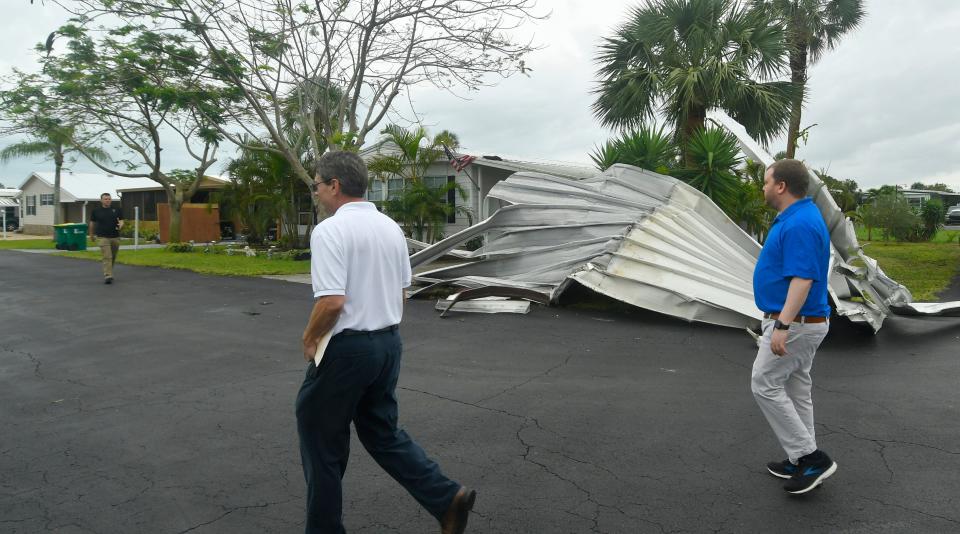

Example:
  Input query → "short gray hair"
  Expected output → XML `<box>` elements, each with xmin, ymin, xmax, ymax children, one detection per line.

<box><xmin>313</xmin><ymin>151</ymin><xmax>367</xmax><ymax>198</ymax></box>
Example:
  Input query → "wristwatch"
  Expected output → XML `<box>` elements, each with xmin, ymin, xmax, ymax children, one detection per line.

<box><xmin>773</xmin><ymin>319</ymin><xmax>790</xmax><ymax>330</ymax></box>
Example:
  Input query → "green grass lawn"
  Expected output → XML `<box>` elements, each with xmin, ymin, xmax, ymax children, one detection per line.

<box><xmin>55</xmin><ymin>248</ymin><xmax>310</xmax><ymax>276</ymax></box>
<box><xmin>0</xmin><ymin>238</ymin><xmax>139</xmax><ymax>250</ymax></box>
<box><xmin>858</xmin><ymin>242</ymin><xmax>960</xmax><ymax>301</ymax></box>
<box><xmin>855</xmin><ymin>228</ymin><xmax>960</xmax><ymax>301</ymax></box>
<box><xmin>14</xmin><ymin>226</ymin><xmax>959</xmax><ymax>298</ymax></box>
<box><xmin>855</xmin><ymin>226</ymin><xmax>960</xmax><ymax>245</ymax></box>
<box><xmin>0</xmin><ymin>238</ymin><xmax>59</xmax><ymax>249</ymax></box>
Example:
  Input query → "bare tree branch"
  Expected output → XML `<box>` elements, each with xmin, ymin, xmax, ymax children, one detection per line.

<box><xmin>53</xmin><ymin>0</ymin><xmax>543</xmax><ymax>189</ymax></box>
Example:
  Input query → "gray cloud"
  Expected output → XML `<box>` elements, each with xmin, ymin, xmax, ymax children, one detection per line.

<box><xmin>795</xmin><ymin>0</ymin><xmax>960</xmax><ymax>188</ymax></box>
<box><xmin>2</xmin><ymin>0</ymin><xmax>960</xmax><ymax>192</ymax></box>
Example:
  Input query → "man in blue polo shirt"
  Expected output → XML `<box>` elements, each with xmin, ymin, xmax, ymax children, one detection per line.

<box><xmin>751</xmin><ymin>158</ymin><xmax>836</xmax><ymax>495</ymax></box>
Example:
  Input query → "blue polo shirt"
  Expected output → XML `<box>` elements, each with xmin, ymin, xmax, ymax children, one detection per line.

<box><xmin>753</xmin><ymin>198</ymin><xmax>831</xmax><ymax>317</ymax></box>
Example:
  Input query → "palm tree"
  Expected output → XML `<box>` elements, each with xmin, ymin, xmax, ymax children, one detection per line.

<box><xmin>384</xmin><ymin>179</ymin><xmax>470</xmax><ymax>242</ymax></box>
<box><xmin>674</xmin><ymin>127</ymin><xmax>745</xmax><ymax>214</ymax></box>
<box><xmin>369</xmin><ymin>125</ymin><xmax>469</xmax><ymax>242</ymax></box>
<box><xmin>368</xmin><ymin>125</ymin><xmax>449</xmax><ymax>183</ymax></box>
<box><xmin>0</xmin><ymin>122</ymin><xmax>109</xmax><ymax>230</ymax></box>
<box><xmin>591</xmin><ymin>126</ymin><xmax>678</xmax><ymax>173</ymax></box>
<box><xmin>753</xmin><ymin>0</ymin><xmax>865</xmax><ymax>158</ymax></box>
<box><xmin>732</xmin><ymin>158</ymin><xmax>777</xmax><ymax>239</ymax></box>
<box><xmin>594</xmin><ymin>0</ymin><xmax>797</xmax><ymax>163</ymax></box>
<box><xmin>741</xmin><ymin>158</ymin><xmax>767</xmax><ymax>189</ymax></box>
<box><xmin>222</xmin><ymin>140</ymin><xmax>304</xmax><ymax>245</ymax></box>
<box><xmin>592</xmin><ymin>125</ymin><xmax>768</xmax><ymax>232</ymax></box>
<box><xmin>729</xmin><ymin>181</ymin><xmax>775</xmax><ymax>240</ymax></box>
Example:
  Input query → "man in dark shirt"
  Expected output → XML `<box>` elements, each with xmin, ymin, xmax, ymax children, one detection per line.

<box><xmin>88</xmin><ymin>193</ymin><xmax>124</xmax><ymax>284</ymax></box>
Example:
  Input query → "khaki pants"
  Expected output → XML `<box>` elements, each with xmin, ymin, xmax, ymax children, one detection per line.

<box><xmin>97</xmin><ymin>237</ymin><xmax>121</xmax><ymax>278</ymax></box>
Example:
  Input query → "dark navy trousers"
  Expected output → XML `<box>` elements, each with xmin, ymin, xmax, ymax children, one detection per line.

<box><xmin>296</xmin><ymin>328</ymin><xmax>460</xmax><ymax>533</ymax></box>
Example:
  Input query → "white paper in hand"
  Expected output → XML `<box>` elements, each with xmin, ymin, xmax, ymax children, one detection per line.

<box><xmin>313</xmin><ymin>330</ymin><xmax>334</xmax><ymax>367</ymax></box>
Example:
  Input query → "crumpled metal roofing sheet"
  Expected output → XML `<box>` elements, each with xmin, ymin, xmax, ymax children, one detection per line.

<box><xmin>411</xmin><ymin>114</ymin><xmax>960</xmax><ymax>330</ymax></box>
<box><xmin>412</xmin><ymin>165</ymin><xmax>764</xmax><ymax>329</ymax></box>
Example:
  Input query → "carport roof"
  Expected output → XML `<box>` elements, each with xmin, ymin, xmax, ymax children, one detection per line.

<box><xmin>19</xmin><ymin>172</ymin><xmax>158</xmax><ymax>201</ymax></box>
<box><xmin>358</xmin><ymin>139</ymin><xmax>595</xmax><ymax>180</ymax></box>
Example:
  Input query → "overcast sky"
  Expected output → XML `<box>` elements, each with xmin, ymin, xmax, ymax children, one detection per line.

<box><xmin>2</xmin><ymin>0</ymin><xmax>959</xmax><ymax>191</ymax></box>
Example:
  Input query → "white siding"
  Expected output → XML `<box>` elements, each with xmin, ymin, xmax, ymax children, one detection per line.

<box><xmin>422</xmin><ymin>162</ymin><xmax>479</xmax><ymax>237</ymax></box>
<box><xmin>368</xmin><ymin>162</ymin><xmax>483</xmax><ymax>240</ymax></box>
<box><xmin>20</xmin><ymin>177</ymin><xmax>56</xmax><ymax>227</ymax></box>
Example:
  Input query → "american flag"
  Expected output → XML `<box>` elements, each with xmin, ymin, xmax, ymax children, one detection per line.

<box><xmin>451</xmin><ymin>154</ymin><xmax>476</xmax><ymax>172</ymax></box>
<box><xmin>443</xmin><ymin>145</ymin><xmax>476</xmax><ymax>172</ymax></box>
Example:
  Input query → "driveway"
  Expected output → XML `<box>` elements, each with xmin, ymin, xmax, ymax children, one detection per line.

<box><xmin>1</xmin><ymin>251</ymin><xmax>958</xmax><ymax>533</ymax></box>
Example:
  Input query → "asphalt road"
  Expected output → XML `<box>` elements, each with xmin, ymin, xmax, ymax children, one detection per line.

<box><xmin>1</xmin><ymin>251</ymin><xmax>959</xmax><ymax>533</ymax></box>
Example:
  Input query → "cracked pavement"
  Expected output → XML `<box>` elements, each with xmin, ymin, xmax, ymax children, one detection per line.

<box><xmin>1</xmin><ymin>251</ymin><xmax>959</xmax><ymax>533</ymax></box>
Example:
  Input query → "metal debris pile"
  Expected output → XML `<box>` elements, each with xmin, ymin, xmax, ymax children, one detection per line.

<box><xmin>409</xmin><ymin>113</ymin><xmax>960</xmax><ymax>331</ymax></box>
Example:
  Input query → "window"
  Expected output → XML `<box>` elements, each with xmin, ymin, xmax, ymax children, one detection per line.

<box><xmin>424</xmin><ymin>176</ymin><xmax>446</xmax><ymax>190</ymax></box>
<box><xmin>446</xmin><ymin>176</ymin><xmax>457</xmax><ymax>223</ymax></box>
<box><xmin>387</xmin><ymin>178</ymin><xmax>405</xmax><ymax>200</ymax></box>
<box><xmin>26</xmin><ymin>195</ymin><xmax>36</xmax><ymax>216</ymax></box>
<box><xmin>366</xmin><ymin>179</ymin><xmax>385</xmax><ymax>202</ymax></box>
<box><xmin>298</xmin><ymin>211</ymin><xmax>313</xmax><ymax>226</ymax></box>
<box><xmin>381</xmin><ymin>177</ymin><xmax>457</xmax><ymax>224</ymax></box>
<box><xmin>424</xmin><ymin>176</ymin><xmax>458</xmax><ymax>223</ymax></box>
<box><xmin>40</xmin><ymin>194</ymin><xmax>55</xmax><ymax>206</ymax></box>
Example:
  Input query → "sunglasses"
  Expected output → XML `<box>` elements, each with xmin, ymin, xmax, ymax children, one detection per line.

<box><xmin>311</xmin><ymin>178</ymin><xmax>337</xmax><ymax>191</ymax></box>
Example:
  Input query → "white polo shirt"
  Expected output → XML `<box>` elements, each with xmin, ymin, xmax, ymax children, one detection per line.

<box><xmin>310</xmin><ymin>201</ymin><xmax>411</xmax><ymax>336</ymax></box>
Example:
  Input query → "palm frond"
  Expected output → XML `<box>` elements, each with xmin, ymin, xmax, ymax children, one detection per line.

<box><xmin>594</xmin><ymin>0</ymin><xmax>794</xmax><ymax>145</ymax></box>
<box><xmin>724</xmin><ymin>79</ymin><xmax>798</xmax><ymax>146</ymax></box>
<box><xmin>674</xmin><ymin>127</ymin><xmax>744</xmax><ymax>214</ymax></box>
<box><xmin>0</xmin><ymin>140</ymin><xmax>52</xmax><ymax>162</ymax></box>
<box><xmin>76</xmin><ymin>145</ymin><xmax>112</xmax><ymax>164</ymax></box>
<box><xmin>367</xmin><ymin>155</ymin><xmax>405</xmax><ymax>178</ymax></box>
<box><xmin>591</xmin><ymin>125</ymin><xmax>679</xmax><ymax>173</ymax></box>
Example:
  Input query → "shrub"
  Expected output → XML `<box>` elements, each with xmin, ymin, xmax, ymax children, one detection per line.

<box><xmin>165</xmin><ymin>242</ymin><xmax>195</xmax><ymax>253</ymax></box>
<box><xmin>920</xmin><ymin>199</ymin><xmax>946</xmax><ymax>241</ymax></box>
<box><xmin>463</xmin><ymin>236</ymin><xmax>484</xmax><ymax>251</ymax></box>
<box><xmin>267</xmin><ymin>248</ymin><xmax>310</xmax><ymax>261</ymax></box>
<box><xmin>874</xmin><ymin>197</ymin><xmax>946</xmax><ymax>242</ymax></box>
<box><xmin>874</xmin><ymin>193</ymin><xmax>920</xmax><ymax>242</ymax></box>
<box><xmin>120</xmin><ymin>220</ymin><xmax>160</xmax><ymax>241</ymax></box>
<box><xmin>277</xmin><ymin>234</ymin><xmax>308</xmax><ymax>250</ymax></box>
<box><xmin>202</xmin><ymin>243</ymin><xmax>227</xmax><ymax>254</ymax></box>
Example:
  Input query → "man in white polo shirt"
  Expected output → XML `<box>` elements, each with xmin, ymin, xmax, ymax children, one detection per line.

<box><xmin>297</xmin><ymin>151</ymin><xmax>475</xmax><ymax>534</ymax></box>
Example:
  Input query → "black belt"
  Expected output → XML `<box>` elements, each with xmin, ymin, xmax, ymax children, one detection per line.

<box><xmin>337</xmin><ymin>325</ymin><xmax>399</xmax><ymax>337</ymax></box>
<box><xmin>763</xmin><ymin>312</ymin><xmax>827</xmax><ymax>324</ymax></box>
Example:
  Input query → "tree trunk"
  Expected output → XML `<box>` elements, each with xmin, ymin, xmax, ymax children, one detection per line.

<box><xmin>52</xmin><ymin>144</ymin><xmax>64</xmax><ymax>233</ymax></box>
<box><xmin>169</xmin><ymin>190</ymin><xmax>185</xmax><ymax>243</ymax></box>
<box><xmin>681</xmin><ymin>106</ymin><xmax>707</xmax><ymax>166</ymax></box>
<box><xmin>785</xmin><ymin>42</ymin><xmax>808</xmax><ymax>159</ymax></box>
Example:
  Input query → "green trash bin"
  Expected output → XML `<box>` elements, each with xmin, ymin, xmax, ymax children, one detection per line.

<box><xmin>54</xmin><ymin>223</ymin><xmax>88</xmax><ymax>251</ymax></box>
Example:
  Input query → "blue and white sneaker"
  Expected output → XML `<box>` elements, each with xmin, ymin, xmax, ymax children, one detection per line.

<box><xmin>784</xmin><ymin>450</ymin><xmax>837</xmax><ymax>494</ymax></box>
<box><xmin>766</xmin><ymin>459</ymin><xmax>798</xmax><ymax>479</ymax></box>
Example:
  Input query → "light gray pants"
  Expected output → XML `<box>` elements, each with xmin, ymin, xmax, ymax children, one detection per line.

<box><xmin>751</xmin><ymin>318</ymin><xmax>829</xmax><ymax>463</ymax></box>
